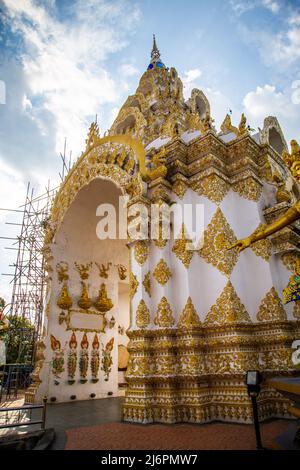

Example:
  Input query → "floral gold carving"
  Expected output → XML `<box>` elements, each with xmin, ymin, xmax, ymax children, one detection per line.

<box><xmin>178</xmin><ymin>297</ymin><xmax>201</xmax><ymax>328</ymax></box>
<box><xmin>256</xmin><ymin>287</ymin><xmax>287</xmax><ymax>322</ymax></box>
<box><xmin>143</xmin><ymin>271</ymin><xmax>151</xmax><ymax>297</ymax></box>
<box><xmin>232</xmin><ymin>177</ymin><xmax>262</xmax><ymax>201</ymax></box>
<box><xmin>154</xmin><ymin>297</ymin><xmax>175</xmax><ymax>327</ymax></box>
<box><xmin>172</xmin><ymin>223</ymin><xmax>193</xmax><ymax>268</ymax></box>
<box><xmin>172</xmin><ymin>180</ymin><xmax>188</xmax><ymax>199</ymax></box>
<box><xmin>293</xmin><ymin>302</ymin><xmax>300</xmax><ymax>319</ymax></box>
<box><xmin>136</xmin><ymin>299</ymin><xmax>150</xmax><ymax>328</ymax></box>
<box><xmin>130</xmin><ymin>272</ymin><xmax>139</xmax><ymax>299</ymax></box>
<box><xmin>134</xmin><ymin>241</ymin><xmax>149</xmax><ymax>266</ymax></box>
<box><xmin>250</xmin><ymin>224</ymin><xmax>272</xmax><ymax>261</ymax></box>
<box><xmin>192</xmin><ymin>174</ymin><xmax>229</xmax><ymax>204</ymax></box>
<box><xmin>153</xmin><ymin>259</ymin><xmax>172</xmax><ymax>285</ymax></box>
<box><xmin>204</xmin><ymin>281</ymin><xmax>251</xmax><ymax>326</ymax></box>
<box><xmin>199</xmin><ymin>208</ymin><xmax>238</xmax><ymax>276</ymax></box>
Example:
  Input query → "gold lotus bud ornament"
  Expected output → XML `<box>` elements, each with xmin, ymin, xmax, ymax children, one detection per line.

<box><xmin>94</xmin><ymin>283</ymin><xmax>113</xmax><ymax>313</ymax></box>
<box><xmin>77</xmin><ymin>282</ymin><xmax>92</xmax><ymax>310</ymax></box>
<box><xmin>57</xmin><ymin>283</ymin><xmax>72</xmax><ymax>311</ymax></box>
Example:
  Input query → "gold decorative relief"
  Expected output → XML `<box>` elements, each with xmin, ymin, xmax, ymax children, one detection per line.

<box><xmin>204</xmin><ymin>281</ymin><xmax>251</xmax><ymax>326</ymax></box>
<box><xmin>130</xmin><ymin>272</ymin><xmax>139</xmax><ymax>299</ymax></box>
<box><xmin>115</xmin><ymin>264</ymin><xmax>127</xmax><ymax>280</ymax></box>
<box><xmin>134</xmin><ymin>241</ymin><xmax>149</xmax><ymax>266</ymax></box>
<box><xmin>74</xmin><ymin>262</ymin><xmax>92</xmax><ymax>280</ymax></box>
<box><xmin>94</xmin><ymin>283</ymin><xmax>113</xmax><ymax>313</ymax></box>
<box><xmin>172</xmin><ymin>180</ymin><xmax>188</xmax><ymax>199</ymax></box>
<box><xmin>256</xmin><ymin>287</ymin><xmax>287</xmax><ymax>322</ymax></box>
<box><xmin>178</xmin><ymin>297</ymin><xmax>201</xmax><ymax>328</ymax></box>
<box><xmin>280</xmin><ymin>251</ymin><xmax>300</xmax><ymax>272</ymax></box>
<box><xmin>199</xmin><ymin>208</ymin><xmax>238</xmax><ymax>276</ymax></box>
<box><xmin>293</xmin><ymin>302</ymin><xmax>300</xmax><ymax>320</ymax></box>
<box><xmin>143</xmin><ymin>271</ymin><xmax>151</xmax><ymax>297</ymax></box>
<box><xmin>95</xmin><ymin>262</ymin><xmax>112</xmax><ymax>279</ymax></box>
<box><xmin>153</xmin><ymin>259</ymin><xmax>172</xmax><ymax>285</ymax></box>
<box><xmin>154</xmin><ymin>297</ymin><xmax>175</xmax><ymax>327</ymax></box>
<box><xmin>77</xmin><ymin>282</ymin><xmax>92</xmax><ymax>310</ymax></box>
<box><xmin>153</xmin><ymin>221</ymin><xmax>168</xmax><ymax>249</ymax></box>
<box><xmin>172</xmin><ymin>223</ymin><xmax>193</xmax><ymax>268</ymax></box>
<box><xmin>57</xmin><ymin>283</ymin><xmax>72</xmax><ymax>310</ymax></box>
<box><xmin>56</xmin><ymin>262</ymin><xmax>69</xmax><ymax>283</ymax></box>
<box><xmin>136</xmin><ymin>299</ymin><xmax>150</xmax><ymax>328</ymax></box>
<box><xmin>232</xmin><ymin>177</ymin><xmax>262</xmax><ymax>201</ymax></box>
<box><xmin>192</xmin><ymin>174</ymin><xmax>229</xmax><ymax>204</ymax></box>
<box><xmin>251</xmin><ymin>224</ymin><xmax>272</xmax><ymax>261</ymax></box>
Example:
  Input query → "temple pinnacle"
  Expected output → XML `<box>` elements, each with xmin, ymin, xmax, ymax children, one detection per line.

<box><xmin>148</xmin><ymin>34</ymin><xmax>165</xmax><ymax>70</ymax></box>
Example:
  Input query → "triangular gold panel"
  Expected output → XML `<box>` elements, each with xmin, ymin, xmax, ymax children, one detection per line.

<box><xmin>256</xmin><ymin>287</ymin><xmax>287</xmax><ymax>322</ymax></box>
<box><xmin>198</xmin><ymin>208</ymin><xmax>238</xmax><ymax>276</ymax></box>
<box><xmin>172</xmin><ymin>223</ymin><xmax>194</xmax><ymax>268</ymax></box>
<box><xmin>250</xmin><ymin>224</ymin><xmax>272</xmax><ymax>261</ymax></box>
<box><xmin>154</xmin><ymin>297</ymin><xmax>175</xmax><ymax>327</ymax></box>
<box><xmin>204</xmin><ymin>281</ymin><xmax>251</xmax><ymax>326</ymax></box>
<box><xmin>130</xmin><ymin>272</ymin><xmax>139</xmax><ymax>299</ymax></box>
<box><xmin>232</xmin><ymin>177</ymin><xmax>262</xmax><ymax>201</ymax></box>
<box><xmin>178</xmin><ymin>297</ymin><xmax>201</xmax><ymax>328</ymax></box>
<box><xmin>191</xmin><ymin>174</ymin><xmax>229</xmax><ymax>204</ymax></box>
<box><xmin>136</xmin><ymin>299</ymin><xmax>150</xmax><ymax>328</ymax></box>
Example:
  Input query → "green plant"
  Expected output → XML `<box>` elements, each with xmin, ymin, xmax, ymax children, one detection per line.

<box><xmin>0</xmin><ymin>315</ymin><xmax>35</xmax><ymax>364</ymax></box>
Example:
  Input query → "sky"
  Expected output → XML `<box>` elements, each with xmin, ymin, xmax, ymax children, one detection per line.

<box><xmin>0</xmin><ymin>0</ymin><xmax>300</xmax><ymax>302</ymax></box>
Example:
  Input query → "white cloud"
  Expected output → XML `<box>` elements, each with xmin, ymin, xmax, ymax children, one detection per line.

<box><xmin>2</xmin><ymin>0</ymin><xmax>141</xmax><ymax>156</ymax></box>
<box><xmin>243</xmin><ymin>83</ymin><xmax>300</xmax><ymax>142</ymax></box>
<box><xmin>230</xmin><ymin>0</ymin><xmax>280</xmax><ymax>15</ymax></box>
<box><xmin>261</xmin><ymin>0</ymin><xmax>280</xmax><ymax>13</ymax></box>
<box><xmin>119</xmin><ymin>64</ymin><xmax>139</xmax><ymax>77</ymax></box>
<box><xmin>183</xmin><ymin>69</ymin><xmax>202</xmax><ymax>83</ymax></box>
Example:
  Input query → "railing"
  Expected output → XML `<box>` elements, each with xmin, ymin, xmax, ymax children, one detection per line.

<box><xmin>0</xmin><ymin>396</ymin><xmax>47</xmax><ymax>431</ymax></box>
<box><xmin>0</xmin><ymin>363</ymin><xmax>33</xmax><ymax>402</ymax></box>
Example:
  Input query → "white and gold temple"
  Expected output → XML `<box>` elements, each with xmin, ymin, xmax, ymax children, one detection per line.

<box><xmin>28</xmin><ymin>37</ymin><xmax>300</xmax><ymax>424</ymax></box>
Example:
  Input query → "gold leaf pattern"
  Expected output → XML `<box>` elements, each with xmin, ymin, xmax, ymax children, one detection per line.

<box><xmin>136</xmin><ymin>299</ymin><xmax>150</xmax><ymax>328</ymax></box>
<box><xmin>256</xmin><ymin>287</ymin><xmax>287</xmax><ymax>322</ymax></box>
<box><xmin>154</xmin><ymin>297</ymin><xmax>175</xmax><ymax>327</ymax></box>
<box><xmin>130</xmin><ymin>272</ymin><xmax>139</xmax><ymax>299</ymax></box>
<box><xmin>172</xmin><ymin>223</ymin><xmax>193</xmax><ymax>268</ymax></box>
<box><xmin>143</xmin><ymin>271</ymin><xmax>151</xmax><ymax>297</ymax></box>
<box><xmin>192</xmin><ymin>174</ymin><xmax>229</xmax><ymax>204</ymax></box>
<box><xmin>293</xmin><ymin>302</ymin><xmax>300</xmax><ymax>320</ymax></box>
<box><xmin>232</xmin><ymin>177</ymin><xmax>262</xmax><ymax>201</ymax></box>
<box><xmin>251</xmin><ymin>224</ymin><xmax>272</xmax><ymax>261</ymax></box>
<box><xmin>199</xmin><ymin>208</ymin><xmax>238</xmax><ymax>276</ymax></box>
<box><xmin>204</xmin><ymin>281</ymin><xmax>251</xmax><ymax>326</ymax></box>
<box><xmin>178</xmin><ymin>297</ymin><xmax>201</xmax><ymax>328</ymax></box>
<box><xmin>172</xmin><ymin>180</ymin><xmax>188</xmax><ymax>199</ymax></box>
<box><xmin>153</xmin><ymin>259</ymin><xmax>172</xmax><ymax>285</ymax></box>
<box><xmin>281</xmin><ymin>251</ymin><xmax>300</xmax><ymax>272</ymax></box>
<box><xmin>134</xmin><ymin>241</ymin><xmax>149</xmax><ymax>266</ymax></box>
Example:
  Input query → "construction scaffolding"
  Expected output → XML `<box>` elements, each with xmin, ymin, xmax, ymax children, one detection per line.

<box><xmin>1</xmin><ymin>182</ymin><xmax>55</xmax><ymax>336</ymax></box>
<box><xmin>0</xmin><ymin>139</ymin><xmax>72</xmax><ymax>344</ymax></box>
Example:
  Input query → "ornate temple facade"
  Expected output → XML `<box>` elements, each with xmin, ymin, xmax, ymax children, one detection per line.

<box><xmin>29</xmin><ymin>38</ymin><xmax>300</xmax><ymax>424</ymax></box>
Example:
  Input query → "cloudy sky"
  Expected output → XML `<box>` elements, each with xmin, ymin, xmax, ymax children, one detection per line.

<box><xmin>0</xmin><ymin>0</ymin><xmax>300</xmax><ymax>301</ymax></box>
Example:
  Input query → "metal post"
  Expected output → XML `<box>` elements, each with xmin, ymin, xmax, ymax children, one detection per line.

<box><xmin>41</xmin><ymin>396</ymin><xmax>47</xmax><ymax>430</ymax></box>
<box><xmin>250</xmin><ymin>394</ymin><xmax>263</xmax><ymax>450</ymax></box>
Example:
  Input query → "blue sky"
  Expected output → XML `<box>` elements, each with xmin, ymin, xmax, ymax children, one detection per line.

<box><xmin>0</xmin><ymin>0</ymin><xmax>300</xmax><ymax>300</ymax></box>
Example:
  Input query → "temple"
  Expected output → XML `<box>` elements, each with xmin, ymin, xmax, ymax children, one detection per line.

<box><xmin>28</xmin><ymin>38</ymin><xmax>300</xmax><ymax>424</ymax></box>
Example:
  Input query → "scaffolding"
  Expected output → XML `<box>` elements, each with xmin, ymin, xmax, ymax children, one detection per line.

<box><xmin>1</xmin><ymin>182</ymin><xmax>55</xmax><ymax>336</ymax></box>
<box><xmin>0</xmin><ymin>139</ymin><xmax>72</xmax><ymax>343</ymax></box>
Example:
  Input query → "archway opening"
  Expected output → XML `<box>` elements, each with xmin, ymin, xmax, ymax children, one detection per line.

<box><xmin>51</xmin><ymin>177</ymin><xmax>130</xmax><ymax>399</ymax></box>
